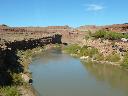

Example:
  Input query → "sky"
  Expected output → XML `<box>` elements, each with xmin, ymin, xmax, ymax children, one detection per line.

<box><xmin>0</xmin><ymin>0</ymin><xmax>128</xmax><ymax>27</ymax></box>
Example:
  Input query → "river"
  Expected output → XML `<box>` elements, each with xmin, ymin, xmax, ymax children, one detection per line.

<box><xmin>29</xmin><ymin>48</ymin><xmax>128</xmax><ymax>96</ymax></box>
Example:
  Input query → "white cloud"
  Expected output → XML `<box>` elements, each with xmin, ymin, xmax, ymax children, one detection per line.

<box><xmin>85</xmin><ymin>4</ymin><xmax>104</xmax><ymax>11</ymax></box>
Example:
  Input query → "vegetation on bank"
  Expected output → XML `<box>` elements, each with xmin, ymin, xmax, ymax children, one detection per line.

<box><xmin>64</xmin><ymin>44</ymin><xmax>98</xmax><ymax>58</ymax></box>
<box><xmin>82</xmin><ymin>30</ymin><xmax>128</xmax><ymax>69</ymax></box>
<box><xmin>64</xmin><ymin>43</ymin><xmax>128</xmax><ymax>69</ymax></box>
<box><xmin>0</xmin><ymin>44</ymin><xmax>62</xmax><ymax>95</ymax></box>
<box><xmin>121</xmin><ymin>52</ymin><xmax>128</xmax><ymax>69</ymax></box>
<box><xmin>91</xmin><ymin>30</ymin><xmax>128</xmax><ymax>40</ymax></box>
<box><xmin>0</xmin><ymin>47</ymin><xmax>45</xmax><ymax>96</ymax></box>
<box><xmin>64</xmin><ymin>44</ymin><xmax>121</xmax><ymax>63</ymax></box>
<box><xmin>91</xmin><ymin>30</ymin><xmax>128</xmax><ymax>68</ymax></box>
<box><xmin>64</xmin><ymin>44</ymin><xmax>99</xmax><ymax>58</ymax></box>
<box><xmin>104</xmin><ymin>52</ymin><xmax>121</xmax><ymax>62</ymax></box>
<box><xmin>17</xmin><ymin>47</ymin><xmax>44</xmax><ymax>72</ymax></box>
<box><xmin>0</xmin><ymin>86</ymin><xmax>19</xmax><ymax>96</ymax></box>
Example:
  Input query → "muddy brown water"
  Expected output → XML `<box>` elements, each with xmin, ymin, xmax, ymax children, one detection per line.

<box><xmin>29</xmin><ymin>48</ymin><xmax>128</xmax><ymax>96</ymax></box>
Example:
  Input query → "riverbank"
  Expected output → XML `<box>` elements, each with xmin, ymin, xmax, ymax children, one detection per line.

<box><xmin>0</xmin><ymin>46</ymin><xmax>45</xmax><ymax>96</ymax></box>
<box><xmin>29</xmin><ymin>47</ymin><xmax>128</xmax><ymax>96</ymax></box>
<box><xmin>16</xmin><ymin>44</ymin><xmax>63</xmax><ymax>96</ymax></box>
<box><xmin>63</xmin><ymin>43</ymin><xmax>128</xmax><ymax>70</ymax></box>
<box><xmin>0</xmin><ymin>33</ymin><xmax>62</xmax><ymax>95</ymax></box>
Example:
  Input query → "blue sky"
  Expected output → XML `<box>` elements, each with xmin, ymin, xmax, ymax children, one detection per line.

<box><xmin>0</xmin><ymin>0</ymin><xmax>128</xmax><ymax>27</ymax></box>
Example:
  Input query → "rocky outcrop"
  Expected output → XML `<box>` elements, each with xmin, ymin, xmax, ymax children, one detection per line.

<box><xmin>4</xmin><ymin>34</ymin><xmax>62</xmax><ymax>50</ymax></box>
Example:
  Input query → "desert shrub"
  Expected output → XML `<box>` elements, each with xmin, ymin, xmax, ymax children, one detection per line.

<box><xmin>78</xmin><ymin>45</ymin><xmax>88</xmax><ymax>56</ymax></box>
<box><xmin>85</xmin><ymin>35</ymin><xmax>90</xmax><ymax>40</ymax></box>
<box><xmin>78</xmin><ymin>46</ymin><xmax>98</xmax><ymax>57</ymax></box>
<box><xmin>123</xmin><ymin>34</ymin><xmax>128</xmax><ymax>39</ymax></box>
<box><xmin>105</xmin><ymin>52</ymin><xmax>120</xmax><ymax>62</ymax></box>
<box><xmin>104</xmin><ymin>31</ymin><xmax>124</xmax><ymax>40</ymax></box>
<box><xmin>0</xmin><ymin>86</ymin><xmax>19</xmax><ymax>96</ymax></box>
<box><xmin>65</xmin><ymin>44</ymin><xmax>99</xmax><ymax>58</ymax></box>
<box><xmin>121</xmin><ymin>52</ymin><xmax>128</xmax><ymax>69</ymax></box>
<box><xmin>64</xmin><ymin>44</ymin><xmax>81</xmax><ymax>54</ymax></box>
<box><xmin>83</xmin><ymin>47</ymin><xmax>98</xmax><ymax>58</ymax></box>
<box><xmin>92</xmin><ymin>30</ymin><xmax>106</xmax><ymax>38</ymax></box>
<box><xmin>11</xmin><ymin>73</ymin><xmax>23</xmax><ymax>85</ymax></box>
<box><xmin>92</xmin><ymin>30</ymin><xmax>127</xmax><ymax>40</ymax></box>
<box><xmin>94</xmin><ymin>53</ymin><xmax>104</xmax><ymax>61</ymax></box>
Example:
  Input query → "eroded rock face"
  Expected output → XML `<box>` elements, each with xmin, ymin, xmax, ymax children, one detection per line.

<box><xmin>0</xmin><ymin>31</ymin><xmax>62</xmax><ymax>86</ymax></box>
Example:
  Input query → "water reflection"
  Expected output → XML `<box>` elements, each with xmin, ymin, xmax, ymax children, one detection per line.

<box><xmin>32</xmin><ymin>48</ymin><xmax>63</xmax><ymax>65</ymax></box>
<box><xmin>30</xmin><ymin>48</ymin><xmax>128</xmax><ymax>96</ymax></box>
<box><xmin>82</xmin><ymin>61</ymin><xmax>128</xmax><ymax>95</ymax></box>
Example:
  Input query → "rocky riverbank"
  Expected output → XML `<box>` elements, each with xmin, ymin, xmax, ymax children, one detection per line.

<box><xmin>17</xmin><ymin>44</ymin><xmax>63</xmax><ymax>96</ymax></box>
<box><xmin>63</xmin><ymin>29</ymin><xmax>128</xmax><ymax>70</ymax></box>
<box><xmin>63</xmin><ymin>43</ymin><xmax>128</xmax><ymax>70</ymax></box>
<box><xmin>16</xmin><ymin>47</ymin><xmax>45</xmax><ymax>96</ymax></box>
<box><xmin>0</xmin><ymin>33</ymin><xmax>62</xmax><ymax>95</ymax></box>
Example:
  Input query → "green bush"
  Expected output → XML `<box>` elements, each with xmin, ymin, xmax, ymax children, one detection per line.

<box><xmin>79</xmin><ymin>46</ymin><xmax>98</xmax><ymax>57</ymax></box>
<box><xmin>104</xmin><ymin>31</ymin><xmax>124</xmax><ymax>40</ymax></box>
<box><xmin>11</xmin><ymin>73</ymin><xmax>23</xmax><ymax>85</ymax></box>
<box><xmin>92</xmin><ymin>30</ymin><xmax>128</xmax><ymax>40</ymax></box>
<box><xmin>105</xmin><ymin>52</ymin><xmax>120</xmax><ymax>62</ymax></box>
<box><xmin>0</xmin><ymin>86</ymin><xmax>19</xmax><ymax>96</ymax></box>
<box><xmin>85</xmin><ymin>35</ymin><xmax>90</xmax><ymax>40</ymax></box>
<box><xmin>64</xmin><ymin>44</ymin><xmax>98</xmax><ymax>58</ymax></box>
<box><xmin>64</xmin><ymin>44</ymin><xmax>81</xmax><ymax>54</ymax></box>
<box><xmin>92</xmin><ymin>30</ymin><xmax>106</xmax><ymax>38</ymax></box>
<box><xmin>121</xmin><ymin>52</ymin><xmax>128</xmax><ymax>69</ymax></box>
<box><xmin>94</xmin><ymin>53</ymin><xmax>104</xmax><ymax>61</ymax></box>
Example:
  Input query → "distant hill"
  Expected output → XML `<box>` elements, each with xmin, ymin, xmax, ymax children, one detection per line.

<box><xmin>102</xmin><ymin>24</ymin><xmax>128</xmax><ymax>32</ymax></box>
<box><xmin>0</xmin><ymin>23</ymin><xmax>128</xmax><ymax>33</ymax></box>
<box><xmin>0</xmin><ymin>24</ymin><xmax>9</xmax><ymax>29</ymax></box>
<box><xmin>77</xmin><ymin>24</ymin><xmax>128</xmax><ymax>33</ymax></box>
